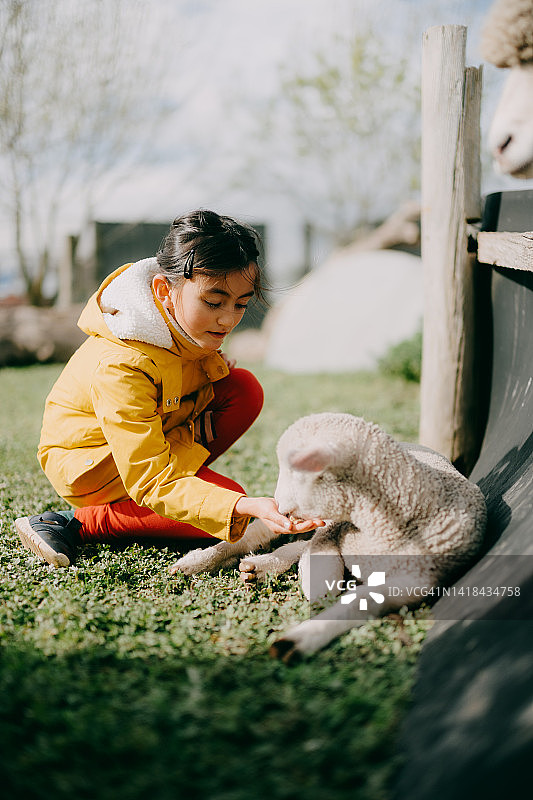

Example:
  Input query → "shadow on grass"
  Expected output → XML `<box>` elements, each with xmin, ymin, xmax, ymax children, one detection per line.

<box><xmin>0</xmin><ymin>637</ymin><xmax>412</xmax><ymax>800</ymax></box>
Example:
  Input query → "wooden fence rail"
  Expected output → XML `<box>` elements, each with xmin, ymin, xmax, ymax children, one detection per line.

<box><xmin>477</xmin><ymin>231</ymin><xmax>533</xmax><ymax>271</ymax></box>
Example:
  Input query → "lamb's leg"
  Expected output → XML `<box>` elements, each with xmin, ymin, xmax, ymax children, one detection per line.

<box><xmin>270</xmin><ymin>608</ymin><xmax>366</xmax><ymax>664</ymax></box>
<box><xmin>239</xmin><ymin>538</ymin><xmax>310</xmax><ymax>582</ymax></box>
<box><xmin>270</xmin><ymin>572</ymin><xmax>433</xmax><ymax>662</ymax></box>
<box><xmin>169</xmin><ymin>519</ymin><xmax>278</xmax><ymax>576</ymax></box>
<box><xmin>299</xmin><ymin>522</ymin><xmax>350</xmax><ymax>601</ymax></box>
<box><xmin>239</xmin><ymin>522</ymin><xmax>344</xmax><ymax>584</ymax></box>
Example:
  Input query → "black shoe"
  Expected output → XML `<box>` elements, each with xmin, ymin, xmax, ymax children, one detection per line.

<box><xmin>15</xmin><ymin>512</ymin><xmax>82</xmax><ymax>567</ymax></box>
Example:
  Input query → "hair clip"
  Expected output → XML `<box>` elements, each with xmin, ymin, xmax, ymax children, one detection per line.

<box><xmin>183</xmin><ymin>248</ymin><xmax>195</xmax><ymax>279</ymax></box>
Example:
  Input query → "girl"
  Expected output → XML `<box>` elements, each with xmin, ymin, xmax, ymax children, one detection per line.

<box><xmin>15</xmin><ymin>210</ymin><xmax>321</xmax><ymax>568</ymax></box>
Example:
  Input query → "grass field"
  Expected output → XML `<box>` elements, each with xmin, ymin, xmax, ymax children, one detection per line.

<box><xmin>0</xmin><ymin>362</ymin><xmax>430</xmax><ymax>800</ymax></box>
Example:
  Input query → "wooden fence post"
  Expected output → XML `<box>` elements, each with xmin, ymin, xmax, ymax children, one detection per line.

<box><xmin>419</xmin><ymin>25</ymin><xmax>484</xmax><ymax>474</ymax></box>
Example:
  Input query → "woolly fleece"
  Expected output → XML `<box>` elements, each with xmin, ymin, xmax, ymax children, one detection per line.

<box><xmin>275</xmin><ymin>413</ymin><xmax>487</xmax><ymax>569</ymax></box>
<box><xmin>99</xmin><ymin>257</ymin><xmax>173</xmax><ymax>348</ymax></box>
<box><xmin>481</xmin><ymin>0</ymin><xmax>533</xmax><ymax>68</ymax></box>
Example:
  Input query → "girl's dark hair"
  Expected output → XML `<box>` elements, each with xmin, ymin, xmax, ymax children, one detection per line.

<box><xmin>156</xmin><ymin>209</ymin><xmax>265</xmax><ymax>300</ymax></box>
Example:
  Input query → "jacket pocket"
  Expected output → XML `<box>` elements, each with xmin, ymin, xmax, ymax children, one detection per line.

<box><xmin>42</xmin><ymin>445</ymin><xmax>119</xmax><ymax>496</ymax></box>
<box><xmin>165</xmin><ymin>421</ymin><xmax>196</xmax><ymax>450</ymax></box>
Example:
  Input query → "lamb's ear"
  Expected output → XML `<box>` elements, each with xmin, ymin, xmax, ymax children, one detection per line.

<box><xmin>288</xmin><ymin>444</ymin><xmax>339</xmax><ymax>473</ymax></box>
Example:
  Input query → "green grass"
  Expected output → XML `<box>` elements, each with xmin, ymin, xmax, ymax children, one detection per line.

<box><xmin>0</xmin><ymin>363</ymin><xmax>430</xmax><ymax>800</ymax></box>
<box><xmin>378</xmin><ymin>330</ymin><xmax>422</xmax><ymax>384</ymax></box>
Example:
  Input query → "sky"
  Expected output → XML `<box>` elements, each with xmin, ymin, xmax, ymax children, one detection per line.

<box><xmin>101</xmin><ymin>0</ymin><xmax>499</xmax><ymax>218</ymax></box>
<box><xmin>0</xmin><ymin>0</ymin><xmax>525</xmax><ymax>296</ymax></box>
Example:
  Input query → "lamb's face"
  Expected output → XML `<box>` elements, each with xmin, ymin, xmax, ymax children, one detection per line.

<box><xmin>274</xmin><ymin>420</ymin><xmax>352</xmax><ymax>522</ymax></box>
<box><xmin>275</xmin><ymin>457</ymin><xmax>324</xmax><ymax>521</ymax></box>
<box><xmin>489</xmin><ymin>63</ymin><xmax>533</xmax><ymax>178</ymax></box>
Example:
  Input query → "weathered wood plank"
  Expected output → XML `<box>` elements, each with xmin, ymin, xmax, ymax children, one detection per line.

<box><xmin>419</xmin><ymin>25</ymin><xmax>484</xmax><ymax>474</ymax></box>
<box><xmin>477</xmin><ymin>231</ymin><xmax>533</xmax><ymax>272</ymax></box>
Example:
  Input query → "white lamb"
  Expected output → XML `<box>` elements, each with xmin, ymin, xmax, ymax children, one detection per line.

<box><xmin>268</xmin><ymin>413</ymin><xmax>487</xmax><ymax>661</ymax></box>
<box><xmin>171</xmin><ymin>413</ymin><xmax>487</xmax><ymax>662</ymax></box>
<box><xmin>481</xmin><ymin>0</ymin><xmax>533</xmax><ymax>178</ymax></box>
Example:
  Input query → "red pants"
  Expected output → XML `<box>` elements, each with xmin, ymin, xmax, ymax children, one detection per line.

<box><xmin>74</xmin><ymin>368</ymin><xmax>263</xmax><ymax>544</ymax></box>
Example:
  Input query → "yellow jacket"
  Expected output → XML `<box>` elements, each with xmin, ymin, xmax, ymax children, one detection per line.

<box><xmin>38</xmin><ymin>258</ymin><xmax>250</xmax><ymax>542</ymax></box>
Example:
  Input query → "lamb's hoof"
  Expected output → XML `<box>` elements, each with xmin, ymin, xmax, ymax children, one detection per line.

<box><xmin>239</xmin><ymin>560</ymin><xmax>257</xmax><ymax>583</ymax></box>
<box><xmin>170</xmin><ymin>543</ymin><xmax>240</xmax><ymax>576</ymax></box>
<box><xmin>169</xmin><ymin>556</ymin><xmax>198</xmax><ymax>576</ymax></box>
<box><xmin>239</xmin><ymin>554</ymin><xmax>276</xmax><ymax>582</ymax></box>
<box><xmin>269</xmin><ymin>638</ymin><xmax>302</xmax><ymax>665</ymax></box>
<box><xmin>169</xmin><ymin>548</ymin><xmax>214</xmax><ymax>576</ymax></box>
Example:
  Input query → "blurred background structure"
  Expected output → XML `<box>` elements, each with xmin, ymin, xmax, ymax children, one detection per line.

<box><xmin>0</xmin><ymin>0</ymin><xmax>529</xmax><ymax>367</ymax></box>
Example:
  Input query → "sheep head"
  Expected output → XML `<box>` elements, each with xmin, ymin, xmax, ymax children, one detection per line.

<box><xmin>487</xmin><ymin>63</ymin><xmax>533</xmax><ymax>178</ymax></box>
<box><xmin>481</xmin><ymin>0</ymin><xmax>533</xmax><ymax>178</ymax></box>
<box><xmin>274</xmin><ymin>413</ymin><xmax>361</xmax><ymax>523</ymax></box>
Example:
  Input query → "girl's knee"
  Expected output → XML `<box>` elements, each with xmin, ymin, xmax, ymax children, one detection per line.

<box><xmin>230</xmin><ymin>368</ymin><xmax>264</xmax><ymax>411</ymax></box>
<box><xmin>217</xmin><ymin>367</ymin><xmax>264</xmax><ymax>414</ymax></box>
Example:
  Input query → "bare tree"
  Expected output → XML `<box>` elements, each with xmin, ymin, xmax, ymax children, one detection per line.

<box><xmin>0</xmin><ymin>0</ymin><xmax>182</xmax><ymax>305</ymax></box>
<box><xmin>239</xmin><ymin>24</ymin><xmax>421</xmax><ymax>243</ymax></box>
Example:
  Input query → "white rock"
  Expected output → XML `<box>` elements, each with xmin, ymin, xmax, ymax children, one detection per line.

<box><xmin>265</xmin><ymin>249</ymin><xmax>422</xmax><ymax>373</ymax></box>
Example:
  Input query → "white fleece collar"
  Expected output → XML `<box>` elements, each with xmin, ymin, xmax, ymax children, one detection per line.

<box><xmin>99</xmin><ymin>258</ymin><xmax>173</xmax><ymax>348</ymax></box>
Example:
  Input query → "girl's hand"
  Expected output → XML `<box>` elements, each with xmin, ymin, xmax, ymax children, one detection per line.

<box><xmin>234</xmin><ymin>496</ymin><xmax>325</xmax><ymax>535</ymax></box>
<box><xmin>220</xmin><ymin>351</ymin><xmax>236</xmax><ymax>369</ymax></box>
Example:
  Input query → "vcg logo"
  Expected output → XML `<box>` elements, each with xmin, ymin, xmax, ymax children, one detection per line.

<box><xmin>336</xmin><ymin>564</ymin><xmax>386</xmax><ymax>610</ymax></box>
